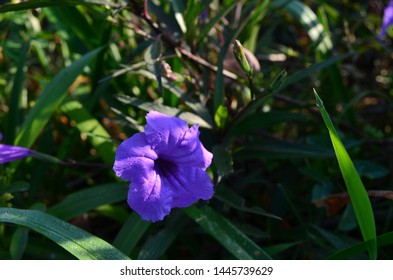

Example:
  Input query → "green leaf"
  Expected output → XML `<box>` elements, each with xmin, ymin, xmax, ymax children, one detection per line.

<box><xmin>354</xmin><ymin>160</ymin><xmax>389</xmax><ymax>180</ymax></box>
<box><xmin>268</xmin><ymin>68</ymin><xmax>287</xmax><ymax>93</ymax></box>
<box><xmin>314</xmin><ymin>90</ymin><xmax>377</xmax><ymax>260</ymax></box>
<box><xmin>264</xmin><ymin>242</ymin><xmax>301</xmax><ymax>257</ymax></box>
<box><xmin>144</xmin><ymin>40</ymin><xmax>163</xmax><ymax>95</ymax></box>
<box><xmin>138</xmin><ymin>212</ymin><xmax>187</xmax><ymax>260</ymax></box>
<box><xmin>214</xmin><ymin>105</ymin><xmax>229</xmax><ymax>129</ymax></box>
<box><xmin>15</xmin><ymin>46</ymin><xmax>104</xmax><ymax>148</ymax></box>
<box><xmin>10</xmin><ymin>227</ymin><xmax>29</xmax><ymax>259</ymax></box>
<box><xmin>227</xmin><ymin>111</ymin><xmax>308</xmax><ymax>139</ymax></box>
<box><xmin>7</xmin><ymin>181</ymin><xmax>30</xmax><ymax>193</ymax></box>
<box><xmin>234</xmin><ymin>139</ymin><xmax>335</xmax><ymax>160</ymax></box>
<box><xmin>115</xmin><ymin>94</ymin><xmax>212</xmax><ymax>129</ymax></box>
<box><xmin>112</xmin><ymin>212</ymin><xmax>150</xmax><ymax>256</ymax></box>
<box><xmin>4</xmin><ymin>41</ymin><xmax>29</xmax><ymax>144</ymax></box>
<box><xmin>196</xmin><ymin>1</ymin><xmax>237</xmax><ymax>46</ymax></box>
<box><xmin>183</xmin><ymin>205</ymin><xmax>272</xmax><ymax>260</ymax></box>
<box><xmin>0</xmin><ymin>0</ymin><xmax>118</xmax><ymax>13</ymax></box>
<box><xmin>171</xmin><ymin>0</ymin><xmax>187</xmax><ymax>33</ymax></box>
<box><xmin>0</xmin><ymin>208</ymin><xmax>130</xmax><ymax>260</ymax></box>
<box><xmin>283</xmin><ymin>53</ymin><xmax>351</xmax><ymax>91</ymax></box>
<box><xmin>127</xmin><ymin>69</ymin><xmax>213</xmax><ymax>127</ymax></box>
<box><xmin>338</xmin><ymin>204</ymin><xmax>358</xmax><ymax>232</ymax></box>
<box><xmin>215</xmin><ymin>187</ymin><xmax>282</xmax><ymax>220</ymax></box>
<box><xmin>59</xmin><ymin>98</ymin><xmax>116</xmax><ymax>164</ymax></box>
<box><xmin>95</xmin><ymin>205</ymin><xmax>129</xmax><ymax>224</ymax></box>
<box><xmin>328</xmin><ymin>231</ymin><xmax>393</xmax><ymax>260</ymax></box>
<box><xmin>212</xmin><ymin>145</ymin><xmax>233</xmax><ymax>179</ymax></box>
<box><xmin>146</xmin><ymin>1</ymin><xmax>182</xmax><ymax>35</ymax></box>
<box><xmin>272</xmin><ymin>0</ymin><xmax>332</xmax><ymax>53</ymax></box>
<box><xmin>48</xmin><ymin>183</ymin><xmax>128</xmax><ymax>221</ymax></box>
<box><xmin>312</xmin><ymin>226</ymin><xmax>352</xmax><ymax>250</ymax></box>
<box><xmin>47</xmin><ymin>6</ymin><xmax>100</xmax><ymax>50</ymax></box>
<box><xmin>213</xmin><ymin>1</ymin><xmax>270</xmax><ymax>111</ymax></box>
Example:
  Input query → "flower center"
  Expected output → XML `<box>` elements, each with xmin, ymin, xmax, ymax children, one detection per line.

<box><xmin>154</xmin><ymin>157</ymin><xmax>176</xmax><ymax>177</ymax></box>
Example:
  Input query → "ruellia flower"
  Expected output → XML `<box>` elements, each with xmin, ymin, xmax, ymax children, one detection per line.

<box><xmin>380</xmin><ymin>0</ymin><xmax>393</xmax><ymax>38</ymax></box>
<box><xmin>113</xmin><ymin>111</ymin><xmax>214</xmax><ymax>222</ymax></box>
<box><xmin>0</xmin><ymin>133</ymin><xmax>31</xmax><ymax>164</ymax></box>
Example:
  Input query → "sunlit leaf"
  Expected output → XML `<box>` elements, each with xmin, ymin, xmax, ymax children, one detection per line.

<box><xmin>0</xmin><ymin>208</ymin><xmax>130</xmax><ymax>260</ymax></box>
<box><xmin>314</xmin><ymin>90</ymin><xmax>377</xmax><ymax>260</ymax></box>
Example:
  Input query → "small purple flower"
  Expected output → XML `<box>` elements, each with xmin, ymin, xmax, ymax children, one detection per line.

<box><xmin>380</xmin><ymin>0</ymin><xmax>393</xmax><ymax>38</ymax></box>
<box><xmin>0</xmin><ymin>133</ymin><xmax>31</xmax><ymax>164</ymax></box>
<box><xmin>113</xmin><ymin>111</ymin><xmax>214</xmax><ymax>222</ymax></box>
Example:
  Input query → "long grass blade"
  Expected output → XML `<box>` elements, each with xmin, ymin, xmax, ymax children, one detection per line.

<box><xmin>314</xmin><ymin>90</ymin><xmax>377</xmax><ymax>259</ymax></box>
<box><xmin>0</xmin><ymin>208</ymin><xmax>130</xmax><ymax>260</ymax></box>
<box><xmin>15</xmin><ymin>46</ymin><xmax>104</xmax><ymax>148</ymax></box>
<box><xmin>183</xmin><ymin>205</ymin><xmax>272</xmax><ymax>260</ymax></box>
<box><xmin>137</xmin><ymin>212</ymin><xmax>186</xmax><ymax>260</ymax></box>
<box><xmin>112</xmin><ymin>212</ymin><xmax>150</xmax><ymax>256</ymax></box>
<box><xmin>328</xmin><ymin>231</ymin><xmax>393</xmax><ymax>260</ymax></box>
<box><xmin>48</xmin><ymin>183</ymin><xmax>127</xmax><ymax>221</ymax></box>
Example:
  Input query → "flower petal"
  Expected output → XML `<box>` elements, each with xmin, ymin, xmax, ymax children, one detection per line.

<box><xmin>380</xmin><ymin>0</ymin><xmax>393</xmax><ymax>38</ymax></box>
<box><xmin>166</xmin><ymin>124</ymin><xmax>212</xmax><ymax>169</ymax></box>
<box><xmin>0</xmin><ymin>144</ymin><xmax>31</xmax><ymax>164</ymax></box>
<box><xmin>161</xmin><ymin>165</ymin><xmax>214</xmax><ymax>208</ymax></box>
<box><xmin>113</xmin><ymin>133</ymin><xmax>158</xmax><ymax>181</ymax></box>
<box><xmin>145</xmin><ymin>111</ymin><xmax>212</xmax><ymax>169</ymax></box>
<box><xmin>144</xmin><ymin>111</ymin><xmax>188</xmax><ymax>151</ymax></box>
<box><xmin>127</xmin><ymin>171</ymin><xmax>173</xmax><ymax>222</ymax></box>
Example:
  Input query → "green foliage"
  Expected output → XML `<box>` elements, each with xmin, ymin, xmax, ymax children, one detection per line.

<box><xmin>0</xmin><ymin>0</ymin><xmax>392</xmax><ymax>260</ymax></box>
<box><xmin>0</xmin><ymin>208</ymin><xmax>130</xmax><ymax>260</ymax></box>
<box><xmin>184</xmin><ymin>205</ymin><xmax>272</xmax><ymax>260</ymax></box>
<box><xmin>314</xmin><ymin>90</ymin><xmax>377</xmax><ymax>259</ymax></box>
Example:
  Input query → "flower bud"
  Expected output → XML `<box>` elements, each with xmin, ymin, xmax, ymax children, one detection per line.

<box><xmin>233</xmin><ymin>40</ymin><xmax>253</xmax><ymax>79</ymax></box>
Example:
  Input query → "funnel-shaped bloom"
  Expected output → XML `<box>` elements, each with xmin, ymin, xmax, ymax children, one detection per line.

<box><xmin>380</xmin><ymin>0</ymin><xmax>393</xmax><ymax>38</ymax></box>
<box><xmin>0</xmin><ymin>133</ymin><xmax>31</xmax><ymax>164</ymax></box>
<box><xmin>113</xmin><ymin>111</ymin><xmax>214</xmax><ymax>222</ymax></box>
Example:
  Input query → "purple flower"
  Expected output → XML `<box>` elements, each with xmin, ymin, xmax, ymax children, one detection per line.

<box><xmin>113</xmin><ymin>111</ymin><xmax>214</xmax><ymax>222</ymax></box>
<box><xmin>380</xmin><ymin>0</ymin><xmax>393</xmax><ymax>38</ymax></box>
<box><xmin>0</xmin><ymin>133</ymin><xmax>31</xmax><ymax>164</ymax></box>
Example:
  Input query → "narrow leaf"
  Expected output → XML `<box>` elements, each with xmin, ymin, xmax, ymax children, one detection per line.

<box><xmin>283</xmin><ymin>53</ymin><xmax>351</xmax><ymax>91</ymax></box>
<box><xmin>144</xmin><ymin>40</ymin><xmax>163</xmax><ymax>94</ymax></box>
<box><xmin>272</xmin><ymin>0</ymin><xmax>332</xmax><ymax>53</ymax></box>
<box><xmin>328</xmin><ymin>231</ymin><xmax>393</xmax><ymax>260</ymax></box>
<box><xmin>48</xmin><ymin>183</ymin><xmax>127</xmax><ymax>221</ymax></box>
<box><xmin>5</xmin><ymin>41</ymin><xmax>29</xmax><ymax>144</ymax></box>
<box><xmin>10</xmin><ymin>227</ymin><xmax>29</xmax><ymax>260</ymax></box>
<box><xmin>234</xmin><ymin>140</ymin><xmax>336</xmax><ymax>160</ymax></box>
<box><xmin>172</xmin><ymin>0</ymin><xmax>187</xmax><ymax>33</ymax></box>
<box><xmin>60</xmin><ymin>98</ymin><xmax>116</xmax><ymax>164</ymax></box>
<box><xmin>215</xmin><ymin>187</ymin><xmax>282</xmax><ymax>220</ymax></box>
<box><xmin>115</xmin><ymin>95</ymin><xmax>212</xmax><ymax>129</ymax></box>
<box><xmin>129</xmin><ymin>69</ymin><xmax>213</xmax><ymax>126</ymax></box>
<box><xmin>0</xmin><ymin>208</ymin><xmax>130</xmax><ymax>260</ymax></box>
<box><xmin>15</xmin><ymin>46</ymin><xmax>104</xmax><ymax>148</ymax></box>
<box><xmin>112</xmin><ymin>213</ymin><xmax>150</xmax><ymax>256</ymax></box>
<box><xmin>212</xmin><ymin>145</ymin><xmax>233</xmax><ymax>179</ymax></box>
<box><xmin>314</xmin><ymin>90</ymin><xmax>377</xmax><ymax>260</ymax></box>
<box><xmin>184</xmin><ymin>205</ymin><xmax>272</xmax><ymax>260</ymax></box>
<box><xmin>138</xmin><ymin>212</ymin><xmax>187</xmax><ymax>260</ymax></box>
